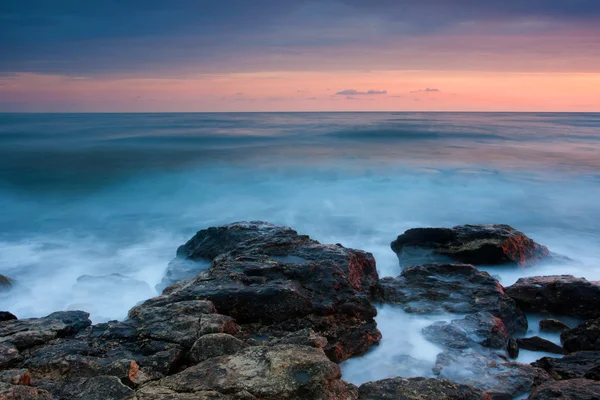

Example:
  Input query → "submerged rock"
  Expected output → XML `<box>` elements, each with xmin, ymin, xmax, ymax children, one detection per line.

<box><xmin>422</xmin><ymin>312</ymin><xmax>508</xmax><ymax>350</ymax></box>
<box><xmin>377</xmin><ymin>263</ymin><xmax>527</xmax><ymax>336</ymax></box>
<box><xmin>357</xmin><ymin>377</ymin><xmax>492</xmax><ymax>400</ymax></box>
<box><xmin>539</xmin><ymin>319</ymin><xmax>570</xmax><ymax>333</ymax></box>
<box><xmin>532</xmin><ymin>351</ymin><xmax>600</xmax><ymax>380</ymax></box>
<box><xmin>391</xmin><ymin>224</ymin><xmax>554</xmax><ymax>267</ymax></box>
<box><xmin>516</xmin><ymin>336</ymin><xmax>566</xmax><ymax>355</ymax></box>
<box><xmin>505</xmin><ymin>275</ymin><xmax>600</xmax><ymax>319</ymax></box>
<box><xmin>528</xmin><ymin>378</ymin><xmax>600</xmax><ymax>400</ymax></box>
<box><xmin>560</xmin><ymin>318</ymin><xmax>600</xmax><ymax>352</ymax></box>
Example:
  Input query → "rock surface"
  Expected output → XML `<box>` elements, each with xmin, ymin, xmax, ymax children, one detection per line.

<box><xmin>505</xmin><ymin>275</ymin><xmax>600</xmax><ymax>319</ymax></box>
<box><xmin>391</xmin><ymin>224</ymin><xmax>553</xmax><ymax>267</ymax></box>
<box><xmin>357</xmin><ymin>377</ymin><xmax>492</xmax><ymax>400</ymax></box>
<box><xmin>532</xmin><ymin>351</ymin><xmax>600</xmax><ymax>380</ymax></box>
<box><xmin>528</xmin><ymin>378</ymin><xmax>600</xmax><ymax>400</ymax></box>
<box><xmin>560</xmin><ymin>318</ymin><xmax>600</xmax><ymax>352</ymax></box>
<box><xmin>422</xmin><ymin>312</ymin><xmax>508</xmax><ymax>350</ymax></box>
<box><xmin>516</xmin><ymin>336</ymin><xmax>566</xmax><ymax>355</ymax></box>
<box><xmin>539</xmin><ymin>319</ymin><xmax>570</xmax><ymax>333</ymax></box>
<box><xmin>0</xmin><ymin>312</ymin><xmax>17</xmax><ymax>322</ymax></box>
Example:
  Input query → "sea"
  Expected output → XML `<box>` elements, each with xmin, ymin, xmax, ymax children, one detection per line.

<box><xmin>1</xmin><ymin>112</ymin><xmax>600</xmax><ymax>386</ymax></box>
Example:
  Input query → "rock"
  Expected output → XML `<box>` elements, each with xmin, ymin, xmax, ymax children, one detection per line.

<box><xmin>357</xmin><ymin>377</ymin><xmax>492</xmax><ymax>399</ymax></box>
<box><xmin>390</xmin><ymin>224</ymin><xmax>554</xmax><ymax>267</ymax></box>
<box><xmin>422</xmin><ymin>312</ymin><xmax>508</xmax><ymax>350</ymax></box>
<box><xmin>188</xmin><ymin>334</ymin><xmax>247</xmax><ymax>365</ymax></box>
<box><xmin>505</xmin><ymin>275</ymin><xmax>600</xmax><ymax>319</ymax></box>
<box><xmin>0</xmin><ymin>368</ymin><xmax>30</xmax><ymax>385</ymax></box>
<box><xmin>528</xmin><ymin>378</ymin><xmax>600</xmax><ymax>400</ymax></box>
<box><xmin>156</xmin><ymin>344</ymin><xmax>358</xmax><ymax>399</ymax></box>
<box><xmin>77</xmin><ymin>375</ymin><xmax>134</xmax><ymax>400</ymax></box>
<box><xmin>377</xmin><ymin>263</ymin><xmax>527</xmax><ymax>336</ymax></box>
<box><xmin>508</xmin><ymin>338</ymin><xmax>519</xmax><ymax>359</ymax></box>
<box><xmin>561</xmin><ymin>318</ymin><xmax>600</xmax><ymax>352</ymax></box>
<box><xmin>0</xmin><ymin>382</ymin><xmax>53</xmax><ymax>399</ymax></box>
<box><xmin>0</xmin><ymin>312</ymin><xmax>17</xmax><ymax>322</ymax></box>
<box><xmin>157</xmin><ymin>258</ymin><xmax>211</xmax><ymax>292</ymax></box>
<box><xmin>433</xmin><ymin>350</ymin><xmax>550</xmax><ymax>399</ymax></box>
<box><xmin>0</xmin><ymin>342</ymin><xmax>22</xmax><ymax>369</ymax></box>
<box><xmin>539</xmin><ymin>319</ymin><xmax>570</xmax><ymax>333</ymax></box>
<box><xmin>584</xmin><ymin>365</ymin><xmax>600</xmax><ymax>380</ymax></box>
<box><xmin>532</xmin><ymin>351</ymin><xmax>600</xmax><ymax>380</ymax></box>
<box><xmin>0</xmin><ymin>275</ymin><xmax>13</xmax><ymax>292</ymax></box>
<box><xmin>516</xmin><ymin>337</ymin><xmax>566</xmax><ymax>355</ymax></box>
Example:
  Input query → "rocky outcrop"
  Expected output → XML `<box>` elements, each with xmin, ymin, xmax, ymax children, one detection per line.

<box><xmin>560</xmin><ymin>318</ymin><xmax>600</xmax><ymax>352</ymax></box>
<box><xmin>532</xmin><ymin>351</ymin><xmax>600</xmax><ymax>380</ymax></box>
<box><xmin>377</xmin><ymin>263</ymin><xmax>527</xmax><ymax>335</ymax></box>
<box><xmin>0</xmin><ymin>312</ymin><xmax>16</xmax><ymax>322</ymax></box>
<box><xmin>391</xmin><ymin>224</ymin><xmax>554</xmax><ymax>267</ymax></box>
<box><xmin>528</xmin><ymin>378</ymin><xmax>600</xmax><ymax>400</ymax></box>
<box><xmin>357</xmin><ymin>377</ymin><xmax>492</xmax><ymax>400</ymax></box>
<box><xmin>539</xmin><ymin>319</ymin><xmax>570</xmax><ymax>333</ymax></box>
<box><xmin>516</xmin><ymin>337</ymin><xmax>566</xmax><ymax>355</ymax></box>
<box><xmin>505</xmin><ymin>275</ymin><xmax>600</xmax><ymax>319</ymax></box>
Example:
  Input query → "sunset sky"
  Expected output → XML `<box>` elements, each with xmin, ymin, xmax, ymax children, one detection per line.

<box><xmin>1</xmin><ymin>0</ymin><xmax>599</xmax><ymax>112</ymax></box>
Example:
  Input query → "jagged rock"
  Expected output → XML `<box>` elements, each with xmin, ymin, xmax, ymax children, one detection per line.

<box><xmin>505</xmin><ymin>275</ymin><xmax>600</xmax><ymax>319</ymax></box>
<box><xmin>0</xmin><ymin>381</ymin><xmax>53</xmax><ymax>399</ymax></box>
<box><xmin>155</xmin><ymin>344</ymin><xmax>358</xmax><ymax>399</ymax></box>
<box><xmin>508</xmin><ymin>338</ymin><xmax>519</xmax><ymax>359</ymax></box>
<box><xmin>0</xmin><ymin>342</ymin><xmax>22</xmax><ymax>369</ymax></box>
<box><xmin>390</xmin><ymin>224</ymin><xmax>554</xmax><ymax>267</ymax></box>
<box><xmin>532</xmin><ymin>351</ymin><xmax>600</xmax><ymax>380</ymax></box>
<box><xmin>528</xmin><ymin>378</ymin><xmax>600</xmax><ymax>400</ymax></box>
<box><xmin>561</xmin><ymin>318</ymin><xmax>600</xmax><ymax>352</ymax></box>
<box><xmin>0</xmin><ymin>368</ymin><xmax>30</xmax><ymax>385</ymax></box>
<box><xmin>377</xmin><ymin>263</ymin><xmax>527</xmax><ymax>335</ymax></box>
<box><xmin>0</xmin><ymin>275</ymin><xmax>13</xmax><ymax>292</ymax></box>
<box><xmin>188</xmin><ymin>334</ymin><xmax>247</xmax><ymax>365</ymax></box>
<box><xmin>585</xmin><ymin>365</ymin><xmax>600</xmax><ymax>380</ymax></box>
<box><xmin>516</xmin><ymin>337</ymin><xmax>566</xmax><ymax>355</ymax></box>
<box><xmin>0</xmin><ymin>312</ymin><xmax>17</xmax><ymax>322</ymax></box>
<box><xmin>539</xmin><ymin>319</ymin><xmax>570</xmax><ymax>333</ymax></box>
<box><xmin>77</xmin><ymin>376</ymin><xmax>134</xmax><ymax>400</ymax></box>
<box><xmin>433</xmin><ymin>350</ymin><xmax>550</xmax><ymax>399</ymax></box>
<box><xmin>423</xmin><ymin>312</ymin><xmax>508</xmax><ymax>350</ymax></box>
<box><xmin>357</xmin><ymin>377</ymin><xmax>492</xmax><ymax>399</ymax></box>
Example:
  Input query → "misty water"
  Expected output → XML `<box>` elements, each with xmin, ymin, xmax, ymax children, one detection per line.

<box><xmin>1</xmin><ymin>112</ymin><xmax>600</xmax><ymax>387</ymax></box>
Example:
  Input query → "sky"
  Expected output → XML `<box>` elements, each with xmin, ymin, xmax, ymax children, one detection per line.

<box><xmin>1</xmin><ymin>0</ymin><xmax>599</xmax><ymax>112</ymax></box>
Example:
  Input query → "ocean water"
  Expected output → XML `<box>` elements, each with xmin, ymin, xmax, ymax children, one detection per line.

<box><xmin>1</xmin><ymin>112</ymin><xmax>600</xmax><ymax>386</ymax></box>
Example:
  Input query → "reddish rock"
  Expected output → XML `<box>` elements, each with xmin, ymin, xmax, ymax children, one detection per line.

<box><xmin>528</xmin><ymin>378</ymin><xmax>600</xmax><ymax>400</ymax></box>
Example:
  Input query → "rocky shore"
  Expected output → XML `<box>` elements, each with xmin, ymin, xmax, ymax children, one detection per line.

<box><xmin>1</xmin><ymin>222</ymin><xmax>599</xmax><ymax>399</ymax></box>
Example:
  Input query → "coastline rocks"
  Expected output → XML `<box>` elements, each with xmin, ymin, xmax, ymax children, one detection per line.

<box><xmin>532</xmin><ymin>351</ymin><xmax>600</xmax><ymax>380</ymax></box>
<box><xmin>560</xmin><ymin>318</ymin><xmax>600</xmax><ymax>352</ymax></box>
<box><xmin>357</xmin><ymin>377</ymin><xmax>492</xmax><ymax>400</ymax></box>
<box><xmin>391</xmin><ymin>224</ymin><xmax>553</xmax><ymax>267</ymax></box>
<box><xmin>505</xmin><ymin>275</ymin><xmax>600</xmax><ymax>319</ymax></box>
<box><xmin>0</xmin><ymin>312</ymin><xmax>17</xmax><ymax>322</ymax></box>
<box><xmin>422</xmin><ymin>312</ymin><xmax>508</xmax><ymax>350</ymax></box>
<box><xmin>377</xmin><ymin>263</ymin><xmax>527</xmax><ymax>335</ymax></box>
<box><xmin>539</xmin><ymin>319</ymin><xmax>570</xmax><ymax>333</ymax></box>
<box><xmin>516</xmin><ymin>337</ymin><xmax>566</xmax><ymax>355</ymax></box>
<box><xmin>528</xmin><ymin>379</ymin><xmax>600</xmax><ymax>400</ymax></box>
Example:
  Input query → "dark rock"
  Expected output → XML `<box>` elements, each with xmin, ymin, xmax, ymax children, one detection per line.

<box><xmin>423</xmin><ymin>312</ymin><xmax>508</xmax><ymax>350</ymax></box>
<box><xmin>0</xmin><ymin>342</ymin><xmax>22</xmax><ymax>369</ymax></box>
<box><xmin>584</xmin><ymin>365</ymin><xmax>600</xmax><ymax>380</ymax></box>
<box><xmin>505</xmin><ymin>275</ymin><xmax>600</xmax><ymax>319</ymax></box>
<box><xmin>391</xmin><ymin>224</ymin><xmax>554</xmax><ymax>268</ymax></box>
<box><xmin>539</xmin><ymin>319</ymin><xmax>570</xmax><ymax>333</ymax></box>
<box><xmin>77</xmin><ymin>375</ymin><xmax>134</xmax><ymax>400</ymax></box>
<box><xmin>433</xmin><ymin>350</ymin><xmax>550</xmax><ymax>399</ymax></box>
<box><xmin>0</xmin><ymin>382</ymin><xmax>53</xmax><ymax>399</ymax></box>
<box><xmin>508</xmin><ymin>338</ymin><xmax>519</xmax><ymax>359</ymax></box>
<box><xmin>532</xmin><ymin>351</ymin><xmax>600</xmax><ymax>380</ymax></box>
<box><xmin>516</xmin><ymin>337</ymin><xmax>566</xmax><ymax>355</ymax></box>
<box><xmin>528</xmin><ymin>378</ymin><xmax>600</xmax><ymax>400</ymax></box>
<box><xmin>0</xmin><ymin>275</ymin><xmax>13</xmax><ymax>292</ymax></box>
<box><xmin>157</xmin><ymin>258</ymin><xmax>211</xmax><ymax>292</ymax></box>
<box><xmin>0</xmin><ymin>312</ymin><xmax>17</xmax><ymax>322</ymax></box>
<box><xmin>357</xmin><ymin>377</ymin><xmax>492</xmax><ymax>399</ymax></box>
<box><xmin>188</xmin><ymin>334</ymin><xmax>247</xmax><ymax>365</ymax></box>
<box><xmin>377</xmin><ymin>263</ymin><xmax>527</xmax><ymax>335</ymax></box>
<box><xmin>561</xmin><ymin>318</ymin><xmax>600</xmax><ymax>352</ymax></box>
<box><xmin>0</xmin><ymin>368</ymin><xmax>30</xmax><ymax>385</ymax></box>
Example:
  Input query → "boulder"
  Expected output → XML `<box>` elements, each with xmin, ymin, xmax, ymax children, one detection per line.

<box><xmin>0</xmin><ymin>382</ymin><xmax>53</xmax><ymax>399</ymax></box>
<box><xmin>505</xmin><ymin>275</ymin><xmax>600</xmax><ymax>319</ymax></box>
<box><xmin>188</xmin><ymin>334</ymin><xmax>247</xmax><ymax>365</ymax></box>
<box><xmin>516</xmin><ymin>337</ymin><xmax>566</xmax><ymax>355</ymax></box>
<box><xmin>532</xmin><ymin>351</ymin><xmax>600</xmax><ymax>380</ymax></box>
<box><xmin>0</xmin><ymin>312</ymin><xmax>17</xmax><ymax>322</ymax></box>
<box><xmin>390</xmin><ymin>224</ymin><xmax>554</xmax><ymax>267</ymax></box>
<box><xmin>539</xmin><ymin>319</ymin><xmax>570</xmax><ymax>333</ymax></box>
<box><xmin>507</xmin><ymin>338</ymin><xmax>519</xmax><ymax>359</ymax></box>
<box><xmin>561</xmin><ymin>318</ymin><xmax>600</xmax><ymax>352</ymax></box>
<box><xmin>422</xmin><ymin>312</ymin><xmax>508</xmax><ymax>350</ymax></box>
<box><xmin>528</xmin><ymin>379</ymin><xmax>600</xmax><ymax>400</ymax></box>
<box><xmin>357</xmin><ymin>377</ymin><xmax>492</xmax><ymax>399</ymax></box>
<box><xmin>377</xmin><ymin>263</ymin><xmax>527</xmax><ymax>335</ymax></box>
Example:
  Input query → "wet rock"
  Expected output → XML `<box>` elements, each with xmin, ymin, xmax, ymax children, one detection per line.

<box><xmin>77</xmin><ymin>375</ymin><xmax>134</xmax><ymax>400</ymax></box>
<box><xmin>157</xmin><ymin>258</ymin><xmax>210</xmax><ymax>292</ymax></box>
<box><xmin>188</xmin><ymin>334</ymin><xmax>247</xmax><ymax>365</ymax></box>
<box><xmin>505</xmin><ymin>275</ymin><xmax>600</xmax><ymax>319</ymax></box>
<box><xmin>0</xmin><ymin>312</ymin><xmax>17</xmax><ymax>322</ymax></box>
<box><xmin>391</xmin><ymin>224</ymin><xmax>554</xmax><ymax>267</ymax></box>
<box><xmin>423</xmin><ymin>312</ymin><xmax>508</xmax><ymax>350</ymax></box>
<box><xmin>134</xmin><ymin>385</ymin><xmax>235</xmax><ymax>399</ymax></box>
<box><xmin>584</xmin><ymin>365</ymin><xmax>600</xmax><ymax>380</ymax></box>
<box><xmin>0</xmin><ymin>382</ymin><xmax>53</xmax><ymax>399</ymax></box>
<box><xmin>528</xmin><ymin>378</ymin><xmax>600</xmax><ymax>400</ymax></box>
<box><xmin>561</xmin><ymin>318</ymin><xmax>600</xmax><ymax>352</ymax></box>
<box><xmin>539</xmin><ymin>319</ymin><xmax>570</xmax><ymax>333</ymax></box>
<box><xmin>377</xmin><ymin>263</ymin><xmax>527</xmax><ymax>335</ymax></box>
<box><xmin>357</xmin><ymin>377</ymin><xmax>492</xmax><ymax>400</ymax></box>
<box><xmin>433</xmin><ymin>350</ymin><xmax>550</xmax><ymax>399</ymax></box>
<box><xmin>516</xmin><ymin>337</ymin><xmax>566</xmax><ymax>355</ymax></box>
<box><xmin>0</xmin><ymin>368</ymin><xmax>30</xmax><ymax>385</ymax></box>
<box><xmin>0</xmin><ymin>275</ymin><xmax>13</xmax><ymax>292</ymax></box>
<box><xmin>508</xmin><ymin>338</ymin><xmax>519</xmax><ymax>359</ymax></box>
<box><xmin>532</xmin><ymin>351</ymin><xmax>600</xmax><ymax>380</ymax></box>
<box><xmin>0</xmin><ymin>342</ymin><xmax>22</xmax><ymax>369</ymax></box>
<box><xmin>156</xmin><ymin>344</ymin><xmax>358</xmax><ymax>400</ymax></box>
